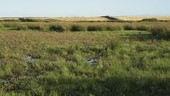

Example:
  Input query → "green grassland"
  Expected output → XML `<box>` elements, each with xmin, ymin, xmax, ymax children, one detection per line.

<box><xmin>0</xmin><ymin>17</ymin><xmax>169</xmax><ymax>96</ymax></box>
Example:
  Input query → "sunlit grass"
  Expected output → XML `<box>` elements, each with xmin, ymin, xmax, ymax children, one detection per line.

<box><xmin>0</xmin><ymin>20</ymin><xmax>169</xmax><ymax>95</ymax></box>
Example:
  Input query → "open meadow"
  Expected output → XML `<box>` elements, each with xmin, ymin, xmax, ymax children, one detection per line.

<box><xmin>0</xmin><ymin>17</ymin><xmax>169</xmax><ymax>96</ymax></box>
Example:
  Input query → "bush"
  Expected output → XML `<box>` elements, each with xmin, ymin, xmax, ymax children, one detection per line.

<box><xmin>87</xmin><ymin>26</ymin><xmax>104</xmax><ymax>31</ymax></box>
<box><xmin>106</xmin><ymin>26</ymin><xmax>122</xmax><ymax>31</ymax></box>
<box><xmin>49</xmin><ymin>25</ymin><xmax>66</xmax><ymax>32</ymax></box>
<box><xmin>150</xmin><ymin>26</ymin><xmax>170</xmax><ymax>36</ymax></box>
<box><xmin>15</xmin><ymin>25</ymin><xmax>28</xmax><ymax>30</ymax></box>
<box><xmin>19</xmin><ymin>18</ymin><xmax>34</xmax><ymax>22</ymax></box>
<box><xmin>141</xmin><ymin>18</ymin><xmax>158</xmax><ymax>22</ymax></box>
<box><xmin>71</xmin><ymin>25</ymin><xmax>86</xmax><ymax>32</ymax></box>
<box><xmin>28</xmin><ymin>25</ymin><xmax>42</xmax><ymax>31</ymax></box>
<box><xmin>124</xmin><ymin>25</ymin><xmax>136</xmax><ymax>30</ymax></box>
<box><xmin>136</xmin><ymin>26</ymin><xmax>148</xmax><ymax>31</ymax></box>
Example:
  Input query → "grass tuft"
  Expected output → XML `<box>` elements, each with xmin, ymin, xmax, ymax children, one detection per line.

<box><xmin>49</xmin><ymin>25</ymin><xmax>66</xmax><ymax>32</ymax></box>
<box><xmin>71</xmin><ymin>25</ymin><xmax>86</xmax><ymax>32</ymax></box>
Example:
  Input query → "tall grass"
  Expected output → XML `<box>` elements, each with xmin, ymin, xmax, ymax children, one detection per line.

<box><xmin>106</xmin><ymin>26</ymin><xmax>122</xmax><ymax>31</ymax></box>
<box><xmin>87</xmin><ymin>26</ymin><xmax>105</xmax><ymax>31</ymax></box>
<box><xmin>0</xmin><ymin>24</ymin><xmax>3</xmax><ymax>28</ymax></box>
<box><xmin>150</xmin><ymin>26</ymin><xmax>170</xmax><ymax>37</ymax></box>
<box><xmin>71</xmin><ymin>25</ymin><xmax>86</xmax><ymax>31</ymax></box>
<box><xmin>1</xmin><ymin>21</ymin><xmax>170</xmax><ymax>40</ymax></box>
<box><xmin>124</xmin><ymin>25</ymin><xmax>136</xmax><ymax>30</ymax></box>
<box><xmin>49</xmin><ymin>25</ymin><xmax>66</xmax><ymax>32</ymax></box>
<box><xmin>0</xmin><ymin>27</ymin><xmax>169</xmax><ymax>95</ymax></box>
<box><xmin>136</xmin><ymin>25</ymin><xmax>148</xmax><ymax>31</ymax></box>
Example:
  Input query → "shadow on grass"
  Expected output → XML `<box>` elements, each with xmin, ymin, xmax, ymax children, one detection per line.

<box><xmin>9</xmin><ymin>76</ymin><xmax>168</xmax><ymax>96</ymax></box>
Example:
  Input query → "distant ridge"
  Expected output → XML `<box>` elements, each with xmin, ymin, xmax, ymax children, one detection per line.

<box><xmin>0</xmin><ymin>16</ymin><xmax>170</xmax><ymax>22</ymax></box>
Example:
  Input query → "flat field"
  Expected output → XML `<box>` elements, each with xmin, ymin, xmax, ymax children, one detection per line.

<box><xmin>116</xmin><ymin>16</ymin><xmax>170</xmax><ymax>21</ymax></box>
<box><xmin>1</xmin><ymin>16</ymin><xmax>170</xmax><ymax>22</ymax></box>
<box><xmin>0</xmin><ymin>17</ymin><xmax>169</xmax><ymax>96</ymax></box>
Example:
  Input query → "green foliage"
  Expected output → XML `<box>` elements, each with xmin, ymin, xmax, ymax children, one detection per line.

<box><xmin>150</xmin><ymin>26</ymin><xmax>170</xmax><ymax>37</ymax></box>
<box><xmin>1</xmin><ymin>21</ymin><xmax>170</xmax><ymax>35</ymax></box>
<box><xmin>19</xmin><ymin>18</ymin><xmax>35</xmax><ymax>22</ymax></box>
<box><xmin>87</xmin><ymin>26</ymin><xmax>104</xmax><ymax>31</ymax></box>
<box><xmin>0</xmin><ymin>24</ymin><xmax>3</xmax><ymax>28</ymax></box>
<box><xmin>0</xmin><ymin>20</ymin><xmax>169</xmax><ymax>95</ymax></box>
<box><xmin>49</xmin><ymin>25</ymin><xmax>66</xmax><ymax>32</ymax></box>
<box><xmin>124</xmin><ymin>25</ymin><xmax>136</xmax><ymax>30</ymax></box>
<box><xmin>71</xmin><ymin>25</ymin><xmax>86</xmax><ymax>32</ymax></box>
<box><xmin>15</xmin><ymin>25</ymin><xmax>28</xmax><ymax>30</ymax></box>
<box><xmin>27</xmin><ymin>25</ymin><xmax>42</xmax><ymax>31</ymax></box>
<box><xmin>136</xmin><ymin>25</ymin><xmax>148</xmax><ymax>31</ymax></box>
<box><xmin>106</xmin><ymin>26</ymin><xmax>122</xmax><ymax>31</ymax></box>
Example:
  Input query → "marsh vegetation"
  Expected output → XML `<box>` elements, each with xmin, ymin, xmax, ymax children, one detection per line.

<box><xmin>0</xmin><ymin>17</ymin><xmax>169</xmax><ymax>96</ymax></box>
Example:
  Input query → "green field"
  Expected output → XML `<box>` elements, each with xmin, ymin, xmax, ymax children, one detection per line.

<box><xmin>0</xmin><ymin>18</ymin><xmax>169</xmax><ymax>96</ymax></box>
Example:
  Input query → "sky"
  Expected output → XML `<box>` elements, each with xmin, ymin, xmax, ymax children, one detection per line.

<box><xmin>0</xmin><ymin>0</ymin><xmax>170</xmax><ymax>17</ymax></box>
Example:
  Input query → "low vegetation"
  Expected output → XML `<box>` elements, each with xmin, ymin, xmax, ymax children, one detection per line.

<box><xmin>71</xmin><ymin>25</ymin><xmax>86</xmax><ymax>31</ymax></box>
<box><xmin>140</xmin><ymin>18</ymin><xmax>158</xmax><ymax>22</ymax></box>
<box><xmin>0</xmin><ymin>17</ymin><xmax>169</xmax><ymax>96</ymax></box>
<box><xmin>49</xmin><ymin>25</ymin><xmax>66</xmax><ymax>32</ymax></box>
<box><xmin>150</xmin><ymin>26</ymin><xmax>170</xmax><ymax>37</ymax></box>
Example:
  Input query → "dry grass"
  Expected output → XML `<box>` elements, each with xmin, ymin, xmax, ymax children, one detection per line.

<box><xmin>0</xmin><ymin>17</ymin><xmax>109</xmax><ymax>22</ymax></box>
<box><xmin>116</xmin><ymin>16</ymin><xmax>170</xmax><ymax>21</ymax></box>
<box><xmin>47</xmin><ymin>17</ymin><xmax>109</xmax><ymax>21</ymax></box>
<box><xmin>1</xmin><ymin>16</ymin><xmax>170</xmax><ymax>21</ymax></box>
<box><xmin>0</xmin><ymin>17</ymin><xmax>18</xmax><ymax>21</ymax></box>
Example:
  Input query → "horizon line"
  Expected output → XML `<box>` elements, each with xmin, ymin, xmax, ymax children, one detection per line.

<box><xmin>0</xmin><ymin>15</ymin><xmax>170</xmax><ymax>18</ymax></box>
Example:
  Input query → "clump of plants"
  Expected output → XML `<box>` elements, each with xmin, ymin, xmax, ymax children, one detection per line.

<box><xmin>49</xmin><ymin>25</ymin><xmax>66</xmax><ymax>32</ymax></box>
<box><xmin>140</xmin><ymin>18</ymin><xmax>158</xmax><ymax>22</ymax></box>
<box><xmin>19</xmin><ymin>18</ymin><xmax>35</xmax><ymax>22</ymax></box>
<box><xmin>28</xmin><ymin>25</ymin><xmax>42</xmax><ymax>31</ymax></box>
<box><xmin>136</xmin><ymin>25</ymin><xmax>148</xmax><ymax>31</ymax></box>
<box><xmin>150</xmin><ymin>26</ymin><xmax>170</xmax><ymax>37</ymax></box>
<box><xmin>71</xmin><ymin>25</ymin><xmax>86</xmax><ymax>32</ymax></box>
<box><xmin>2</xmin><ymin>23</ymin><xmax>17</xmax><ymax>27</ymax></box>
<box><xmin>15</xmin><ymin>25</ymin><xmax>28</xmax><ymax>30</ymax></box>
<box><xmin>87</xmin><ymin>26</ymin><xmax>105</xmax><ymax>31</ymax></box>
<box><xmin>106</xmin><ymin>26</ymin><xmax>122</xmax><ymax>31</ymax></box>
<box><xmin>124</xmin><ymin>25</ymin><xmax>136</xmax><ymax>30</ymax></box>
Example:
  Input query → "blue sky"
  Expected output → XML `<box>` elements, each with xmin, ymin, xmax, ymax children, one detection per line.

<box><xmin>0</xmin><ymin>0</ymin><xmax>170</xmax><ymax>17</ymax></box>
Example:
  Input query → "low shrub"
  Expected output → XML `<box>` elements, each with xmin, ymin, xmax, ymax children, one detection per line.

<box><xmin>71</xmin><ymin>25</ymin><xmax>86</xmax><ymax>32</ymax></box>
<box><xmin>150</xmin><ymin>26</ymin><xmax>170</xmax><ymax>36</ymax></box>
<box><xmin>28</xmin><ymin>25</ymin><xmax>42</xmax><ymax>31</ymax></box>
<box><xmin>136</xmin><ymin>26</ymin><xmax>148</xmax><ymax>31</ymax></box>
<box><xmin>19</xmin><ymin>18</ymin><xmax>35</xmax><ymax>22</ymax></box>
<box><xmin>141</xmin><ymin>18</ymin><xmax>158</xmax><ymax>22</ymax></box>
<box><xmin>49</xmin><ymin>25</ymin><xmax>66</xmax><ymax>32</ymax></box>
<box><xmin>106</xmin><ymin>26</ymin><xmax>122</xmax><ymax>31</ymax></box>
<box><xmin>124</xmin><ymin>25</ymin><xmax>136</xmax><ymax>30</ymax></box>
<box><xmin>15</xmin><ymin>25</ymin><xmax>28</xmax><ymax>30</ymax></box>
<box><xmin>87</xmin><ymin>26</ymin><xmax>104</xmax><ymax>31</ymax></box>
